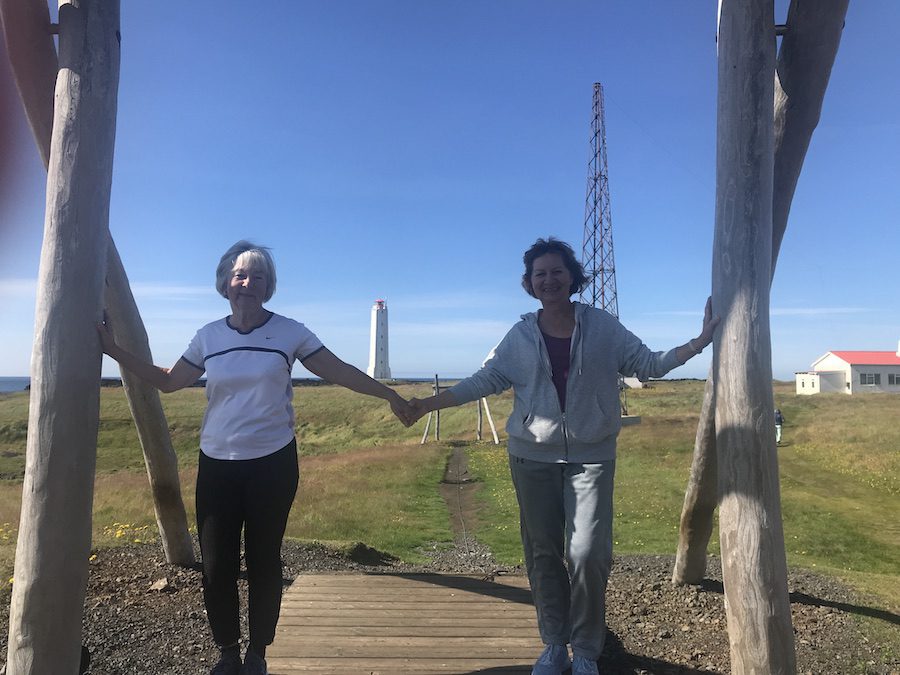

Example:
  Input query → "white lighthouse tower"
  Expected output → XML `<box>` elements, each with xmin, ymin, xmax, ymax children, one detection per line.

<box><xmin>366</xmin><ymin>299</ymin><xmax>391</xmax><ymax>380</ymax></box>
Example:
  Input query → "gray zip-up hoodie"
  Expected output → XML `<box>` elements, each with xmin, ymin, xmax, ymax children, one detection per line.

<box><xmin>448</xmin><ymin>302</ymin><xmax>682</xmax><ymax>463</ymax></box>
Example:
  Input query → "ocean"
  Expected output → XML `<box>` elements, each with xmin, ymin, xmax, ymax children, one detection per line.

<box><xmin>0</xmin><ymin>377</ymin><xmax>30</xmax><ymax>394</ymax></box>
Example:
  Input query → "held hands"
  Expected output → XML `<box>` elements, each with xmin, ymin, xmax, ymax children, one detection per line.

<box><xmin>387</xmin><ymin>396</ymin><xmax>433</xmax><ymax>427</ymax></box>
<box><xmin>386</xmin><ymin>393</ymin><xmax>436</xmax><ymax>428</ymax></box>
<box><xmin>406</xmin><ymin>398</ymin><xmax>431</xmax><ymax>424</ymax></box>
<box><xmin>389</xmin><ymin>395</ymin><xmax>415</xmax><ymax>427</ymax></box>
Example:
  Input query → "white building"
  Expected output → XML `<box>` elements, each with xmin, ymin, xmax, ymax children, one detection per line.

<box><xmin>366</xmin><ymin>299</ymin><xmax>391</xmax><ymax>380</ymax></box>
<box><xmin>795</xmin><ymin>342</ymin><xmax>900</xmax><ymax>395</ymax></box>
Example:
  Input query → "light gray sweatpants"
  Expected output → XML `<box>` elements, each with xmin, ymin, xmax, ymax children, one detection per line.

<box><xmin>509</xmin><ymin>455</ymin><xmax>615</xmax><ymax>660</ymax></box>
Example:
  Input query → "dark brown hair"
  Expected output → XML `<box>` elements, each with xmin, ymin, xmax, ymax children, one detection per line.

<box><xmin>521</xmin><ymin>237</ymin><xmax>589</xmax><ymax>298</ymax></box>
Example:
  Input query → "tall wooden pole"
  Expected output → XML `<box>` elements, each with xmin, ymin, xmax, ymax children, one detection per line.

<box><xmin>7</xmin><ymin>1</ymin><xmax>120</xmax><ymax>672</ymax></box>
<box><xmin>771</xmin><ymin>0</ymin><xmax>850</xmax><ymax>268</ymax></box>
<box><xmin>0</xmin><ymin>0</ymin><xmax>55</xmax><ymax>169</ymax></box>
<box><xmin>672</xmin><ymin>373</ymin><xmax>716</xmax><ymax>583</ymax></box>
<box><xmin>0</xmin><ymin>0</ymin><xmax>194</xmax><ymax>566</ymax></box>
<box><xmin>673</xmin><ymin>0</ymin><xmax>850</xmax><ymax>587</ymax></box>
<box><xmin>104</xmin><ymin>246</ymin><xmax>195</xmax><ymax>562</ymax></box>
<box><xmin>712</xmin><ymin>1</ymin><xmax>796</xmax><ymax>671</ymax></box>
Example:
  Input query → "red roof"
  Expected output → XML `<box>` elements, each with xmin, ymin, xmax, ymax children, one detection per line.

<box><xmin>829</xmin><ymin>351</ymin><xmax>900</xmax><ymax>366</ymax></box>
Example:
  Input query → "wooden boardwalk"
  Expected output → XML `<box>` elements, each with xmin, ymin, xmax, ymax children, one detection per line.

<box><xmin>267</xmin><ymin>573</ymin><xmax>542</xmax><ymax>674</ymax></box>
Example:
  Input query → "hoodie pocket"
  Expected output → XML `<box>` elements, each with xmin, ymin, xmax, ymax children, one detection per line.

<box><xmin>568</xmin><ymin>394</ymin><xmax>615</xmax><ymax>443</ymax></box>
<box><xmin>507</xmin><ymin>409</ymin><xmax>533</xmax><ymax>437</ymax></box>
<box><xmin>508</xmin><ymin>408</ymin><xmax>562</xmax><ymax>443</ymax></box>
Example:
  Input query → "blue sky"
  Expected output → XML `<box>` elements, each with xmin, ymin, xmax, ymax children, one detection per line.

<box><xmin>2</xmin><ymin>1</ymin><xmax>898</xmax><ymax>380</ymax></box>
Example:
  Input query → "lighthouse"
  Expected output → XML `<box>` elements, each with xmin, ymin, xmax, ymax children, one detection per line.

<box><xmin>366</xmin><ymin>299</ymin><xmax>391</xmax><ymax>380</ymax></box>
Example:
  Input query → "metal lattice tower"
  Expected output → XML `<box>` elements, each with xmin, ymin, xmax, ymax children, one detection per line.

<box><xmin>580</xmin><ymin>82</ymin><xmax>618</xmax><ymax>318</ymax></box>
<box><xmin>580</xmin><ymin>83</ymin><xmax>629</xmax><ymax>415</ymax></box>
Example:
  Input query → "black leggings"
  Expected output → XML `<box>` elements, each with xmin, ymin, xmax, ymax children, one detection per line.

<box><xmin>196</xmin><ymin>439</ymin><xmax>299</xmax><ymax>648</ymax></box>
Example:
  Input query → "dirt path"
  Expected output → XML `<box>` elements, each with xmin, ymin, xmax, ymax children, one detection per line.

<box><xmin>439</xmin><ymin>444</ymin><xmax>484</xmax><ymax>545</ymax></box>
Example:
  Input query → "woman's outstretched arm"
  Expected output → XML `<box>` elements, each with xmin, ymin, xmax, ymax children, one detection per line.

<box><xmin>302</xmin><ymin>347</ymin><xmax>414</xmax><ymax>426</ymax></box>
<box><xmin>97</xmin><ymin>320</ymin><xmax>203</xmax><ymax>393</ymax></box>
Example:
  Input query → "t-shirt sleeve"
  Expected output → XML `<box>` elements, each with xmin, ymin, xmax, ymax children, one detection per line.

<box><xmin>293</xmin><ymin>321</ymin><xmax>325</xmax><ymax>362</ymax></box>
<box><xmin>181</xmin><ymin>330</ymin><xmax>205</xmax><ymax>371</ymax></box>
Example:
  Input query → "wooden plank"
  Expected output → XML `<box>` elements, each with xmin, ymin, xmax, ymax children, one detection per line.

<box><xmin>281</xmin><ymin>602</ymin><xmax>530</xmax><ymax>611</ymax></box>
<box><xmin>283</xmin><ymin>590</ymin><xmax>530</xmax><ymax>601</ymax></box>
<box><xmin>290</xmin><ymin>573</ymin><xmax>530</xmax><ymax>586</ymax></box>
<box><xmin>277</xmin><ymin>619</ymin><xmax>536</xmax><ymax>631</ymax></box>
<box><xmin>268</xmin><ymin>658</ymin><xmax>531</xmax><ymax>674</ymax></box>
<box><xmin>271</xmin><ymin>625</ymin><xmax>533</xmax><ymax>637</ymax></box>
<box><xmin>268</xmin><ymin>574</ymin><xmax>541</xmax><ymax>674</ymax></box>
<box><xmin>283</xmin><ymin>589</ymin><xmax>530</xmax><ymax>598</ymax></box>
<box><xmin>283</xmin><ymin>586</ymin><xmax>529</xmax><ymax>595</ymax></box>
<box><xmin>271</xmin><ymin>640</ymin><xmax>538</xmax><ymax>656</ymax></box>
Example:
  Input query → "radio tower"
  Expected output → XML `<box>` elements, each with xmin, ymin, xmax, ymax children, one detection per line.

<box><xmin>580</xmin><ymin>83</ymin><xmax>630</xmax><ymax>416</ymax></box>
<box><xmin>580</xmin><ymin>82</ymin><xmax>618</xmax><ymax>318</ymax></box>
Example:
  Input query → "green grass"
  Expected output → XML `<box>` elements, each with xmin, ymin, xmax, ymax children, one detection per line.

<box><xmin>0</xmin><ymin>383</ymin><xmax>491</xmax><ymax>584</ymax></box>
<box><xmin>0</xmin><ymin>379</ymin><xmax>897</xmax><ymax>633</ymax></box>
<box><xmin>466</xmin><ymin>443</ymin><xmax>523</xmax><ymax>562</ymax></box>
<box><xmin>287</xmin><ymin>444</ymin><xmax>452</xmax><ymax>561</ymax></box>
<box><xmin>464</xmin><ymin>381</ymin><xmax>900</xmax><ymax>611</ymax></box>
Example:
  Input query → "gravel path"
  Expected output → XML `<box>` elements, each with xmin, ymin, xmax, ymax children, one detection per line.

<box><xmin>1</xmin><ymin>537</ymin><xmax>895</xmax><ymax>674</ymax></box>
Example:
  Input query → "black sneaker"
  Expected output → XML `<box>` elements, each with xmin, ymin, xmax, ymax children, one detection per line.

<box><xmin>210</xmin><ymin>650</ymin><xmax>241</xmax><ymax>675</ymax></box>
<box><xmin>240</xmin><ymin>649</ymin><xmax>268</xmax><ymax>675</ymax></box>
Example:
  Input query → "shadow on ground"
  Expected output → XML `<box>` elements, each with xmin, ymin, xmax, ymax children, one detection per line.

<box><xmin>699</xmin><ymin>578</ymin><xmax>900</xmax><ymax>626</ymax></box>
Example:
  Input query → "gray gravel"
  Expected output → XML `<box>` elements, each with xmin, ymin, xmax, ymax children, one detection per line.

<box><xmin>0</xmin><ymin>538</ymin><xmax>897</xmax><ymax>674</ymax></box>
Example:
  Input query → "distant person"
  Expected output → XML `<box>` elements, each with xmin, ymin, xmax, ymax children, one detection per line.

<box><xmin>99</xmin><ymin>241</ymin><xmax>413</xmax><ymax>675</ymax></box>
<box><xmin>775</xmin><ymin>407</ymin><xmax>785</xmax><ymax>445</ymax></box>
<box><xmin>407</xmin><ymin>238</ymin><xmax>718</xmax><ymax>675</ymax></box>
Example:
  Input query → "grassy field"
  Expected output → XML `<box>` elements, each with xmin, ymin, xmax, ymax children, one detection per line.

<box><xmin>0</xmin><ymin>379</ymin><xmax>896</xmax><ymax>621</ymax></box>
<box><xmin>466</xmin><ymin>381</ymin><xmax>900</xmax><ymax>610</ymax></box>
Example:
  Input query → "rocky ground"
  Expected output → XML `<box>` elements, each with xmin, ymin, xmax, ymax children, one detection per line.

<box><xmin>0</xmin><ymin>537</ymin><xmax>896</xmax><ymax>674</ymax></box>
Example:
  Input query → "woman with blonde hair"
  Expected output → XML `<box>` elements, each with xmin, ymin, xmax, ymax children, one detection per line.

<box><xmin>100</xmin><ymin>240</ymin><xmax>412</xmax><ymax>675</ymax></box>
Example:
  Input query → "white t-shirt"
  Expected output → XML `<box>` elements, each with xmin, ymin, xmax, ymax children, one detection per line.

<box><xmin>181</xmin><ymin>312</ymin><xmax>324</xmax><ymax>460</ymax></box>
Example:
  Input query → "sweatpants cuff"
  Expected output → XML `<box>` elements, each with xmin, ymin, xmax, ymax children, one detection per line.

<box><xmin>572</xmin><ymin>646</ymin><xmax>601</xmax><ymax>660</ymax></box>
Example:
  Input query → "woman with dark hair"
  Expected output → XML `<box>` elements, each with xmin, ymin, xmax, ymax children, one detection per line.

<box><xmin>409</xmin><ymin>237</ymin><xmax>717</xmax><ymax>675</ymax></box>
<box><xmin>99</xmin><ymin>240</ymin><xmax>413</xmax><ymax>675</ymax></box>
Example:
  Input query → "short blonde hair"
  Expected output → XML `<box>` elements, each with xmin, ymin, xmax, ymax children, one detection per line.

<box><xmin>215</xmin><ymin>240</ymin><xmax>277</xmax><ymax>302</ymax></box>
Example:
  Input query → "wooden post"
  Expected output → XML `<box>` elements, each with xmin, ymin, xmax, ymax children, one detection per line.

<box><xmin>0</xmin><ymin>0</ymin><xmax>56</xmax><ymax>168</ymax></box>
<box><xmin>771</xmin><ymin>0</ymin><xmax>850</xmax><ymax>270</ymax></box>
<box><xmin>7</xmin><ymin>1</ymin><xmax>120</xmax><ymax>673</ymax></box>
<box><xmin>420</xmin><ymin>412</ymin><xmax>432</xmax><ymax>444</ymax></box>
<box><xmin>0</xmin><ymin>0</ymin><xmax>194</xmax><ymax>566</ymax></box>
<box><xmin>104</xmin><ymin>246</ymin><xmax>195</xmax><ymax>564</ymax></box>
<box><xmin>482</xmin><ymin>397</ymin><xmax>500</xmax><ymax>445</ymax></box>
<box><xmin>476</xmin><ymin>398</ymin><xmax>483</xmax><ymax>441</ymax></box>
<box><xmin>433</xmin><ymin>374</ymin><xmax>440</xmax><ymax>441</ymax></box>
<box><xmin>673</xmin><ymin>0</ymin><xmax>849</xmax><ymax>588</ymax></box>
<box><xmin>712</xmin><ymin>1</ymin><xmax>795</xmax><ymax>671</ymax></box>
<box><xmin>672</xmin><ymin>373</ymin><xmax>717</xmax><ymax>584</ymax></box>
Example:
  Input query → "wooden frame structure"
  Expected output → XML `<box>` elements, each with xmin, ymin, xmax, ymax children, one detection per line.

<box><xmin>674</xmin><ymin>1</ymin><xmax>849</xmax><ymax>672</ymax></box>
<box><xmin>1</xmin><ymin>1</ymin><xmax>193</xmax><ymax>672</ymax></box>
<box><xmin>0</xmin><ymin>0</ymin><xmax>851</xmax><ymax>672</ymax></box>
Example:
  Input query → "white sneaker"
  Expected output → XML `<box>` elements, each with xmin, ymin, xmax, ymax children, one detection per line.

<box><xmin>572</xmin><ymin>654</ymin><xmax>600</xmax><ymax>675</ymax></box>
<box><xmin>532</xmin><ymin>643</ymin><xmax>570</xmax><ymax>675</ymax></box>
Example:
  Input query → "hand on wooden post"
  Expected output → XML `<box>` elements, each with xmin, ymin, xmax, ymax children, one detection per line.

<box><xmin>695</xmin><ymin>296</ymin><xmax>720</xmax><ymax>350</ymax></box>
<box><xmin>96</xmin><ymin>313</ymin><xmax>117</xmax><ymax>356</ymax></box>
